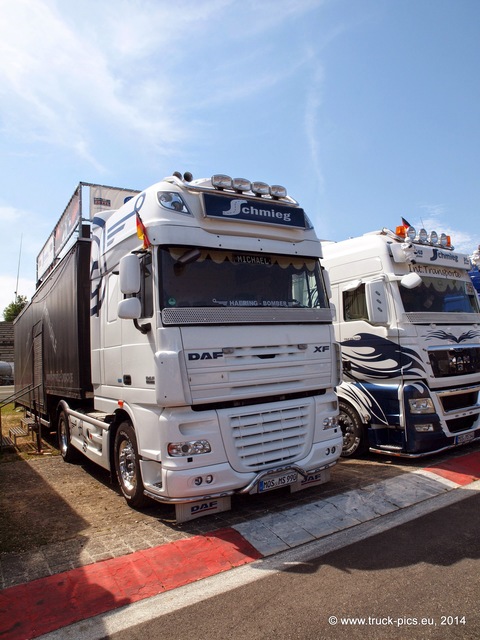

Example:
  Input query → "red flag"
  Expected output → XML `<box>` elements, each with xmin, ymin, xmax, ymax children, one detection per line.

<box><xmin>136</xmin><ymin>212</ymin><xmax>151</xmax><ymax>249</ymax></box>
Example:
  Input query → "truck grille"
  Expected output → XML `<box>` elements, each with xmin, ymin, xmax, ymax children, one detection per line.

<box><xmin>446</xmin><ymin>416</ymin><xmax>478</xmax><ymax>433</ymax></box>
<box><xmin>228</xmin><ymin>402</ymin><xmax>311</xmax><ymax>471</ymax></box>
<box><xmin>186</xmin><ymin>342</ymin><xmax>332</xmax><ymax>404</ymax></box>
<box><xmin>429</xmin><ymin>347</ymin><xmax>480</xmax><ymax>378</ymax></box>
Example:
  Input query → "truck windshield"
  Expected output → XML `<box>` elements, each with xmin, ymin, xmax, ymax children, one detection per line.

<box><xmin>400</xmin><ymin>276</ymin><xmax>480</xmax><ymax>314</ymax></box>
<box><xmin>159</xmin><ymin>247</ymin><xmax>328</xmax><ymax>310</ymax></box>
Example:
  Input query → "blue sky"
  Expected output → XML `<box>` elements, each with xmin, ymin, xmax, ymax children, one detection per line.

<box><xmin>1</xmin><ymin>0</ymin><xmax>479</xmax><ymax>319</ymax></box>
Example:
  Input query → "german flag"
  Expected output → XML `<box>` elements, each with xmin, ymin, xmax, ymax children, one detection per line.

<box><xmin>136</xmin><ymin>212</ymin><xmax>151</xmax><ymax>249</ymax></box>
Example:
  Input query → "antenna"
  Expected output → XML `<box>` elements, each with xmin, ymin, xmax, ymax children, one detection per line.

<box><xmin>15</xmin><ymin>233</ymin><xmax>23</xmax><ymax>300</ymax></box>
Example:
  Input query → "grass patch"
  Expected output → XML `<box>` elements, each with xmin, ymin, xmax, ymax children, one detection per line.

<box><xmin>0</xmin><ymin>402</ymin><xmax>59</xmax><ymax>462</ymax></box>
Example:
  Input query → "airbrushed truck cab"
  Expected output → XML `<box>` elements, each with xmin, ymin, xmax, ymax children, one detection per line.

<box><xmin>16</xmin><ymin>173</ymin><xmax>342</xmax><ymax>522</ymax></box>
<box><xmin>322</xmin><ymin>221</ymin><xmax>480</xmax><ymax>458</ymax></box>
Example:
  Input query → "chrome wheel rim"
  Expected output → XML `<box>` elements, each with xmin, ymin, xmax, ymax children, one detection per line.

<box><xmin>118</xmin><ymin>438</ymin><xmax>136</xmax><ymax>492</ymax></box>
<box><xmin>59</xmin><ymin>418</ymin><xmax>68</xmax><ymax>456</ymax></box>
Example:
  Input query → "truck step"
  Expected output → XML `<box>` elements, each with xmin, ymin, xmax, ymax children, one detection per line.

<box><xmin>8</xmin><ymin>425</ymin><xmax>34</xmax><ymax>444</ymax></box>
<box><xmin>1</xmin><ymin>434</ymin><xmax>15</xmax><ymax>449</ymax></box>
<box><xmin>21</xmin><ymin>417</ymin><xmax>37</xmax><ymax>430</ymax></box>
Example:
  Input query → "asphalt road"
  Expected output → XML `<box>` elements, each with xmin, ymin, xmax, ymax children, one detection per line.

<box><xmin>50</xmin><ymin>484</ymin><xmax>479</xmax><ymax>640</ymax></box>
<box><xmin>0</xmin><ymin>385</ymin><xmax>14</xmax><ymax>402</ymax></box>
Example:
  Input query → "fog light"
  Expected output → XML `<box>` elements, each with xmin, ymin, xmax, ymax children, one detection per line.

<box><xmin>206</xmin><ymin>475</ymin><xmax>214</xmax><ymax>484</ymax></box>
<box><xmin>414</xmin><ymin>424</ymin><xmax>434</xmax><ymax>432</ymax></box>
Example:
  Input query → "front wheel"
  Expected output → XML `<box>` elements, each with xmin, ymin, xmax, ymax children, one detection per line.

<box><xmin>338</xmin><ymin>401</ymin><xmax>369</xmax><ymax>458</ymax></box>
<box><xmin>114</xmin><ymin>421</ymin><xmax>150</xmax><ymax>509</ymax></box>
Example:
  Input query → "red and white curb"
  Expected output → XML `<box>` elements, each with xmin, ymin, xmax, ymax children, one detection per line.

<box><xmin>1</xmin><ymin>451</ymin><xmax>479</xmax><ymax>640</ymax></box>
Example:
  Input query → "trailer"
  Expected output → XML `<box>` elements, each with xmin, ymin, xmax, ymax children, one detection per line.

<box><xmin>15</xmin><ymin>174</ymin><xmax>342</xmax><ymax>521</ymax></box>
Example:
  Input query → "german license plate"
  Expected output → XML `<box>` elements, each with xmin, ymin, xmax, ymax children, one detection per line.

<box><xmin>258</xmin><ymin>471</ymin><xmax>298</xmax><ymax>493</ymax></box>
<box><xmin>455</xmin><ymin>432</ymin><xmax>475</xmax><ymax>445</ymax></box>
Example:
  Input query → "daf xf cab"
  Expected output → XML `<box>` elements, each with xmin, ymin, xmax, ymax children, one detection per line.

<box><xmin>15</xmin><ymin>173</ymin><xmax>342</xmax><ymax>521</ymax></box>
<box><xmin>322</xmin><ymin>221</ymin><xmax>480</xmax><ymax>458</ymax></box>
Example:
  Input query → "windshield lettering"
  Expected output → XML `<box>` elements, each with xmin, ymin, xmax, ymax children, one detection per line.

<box><xmin>160</xmin><ymin>247</ymin><xmax>328</xmax><ymax>312</ymax></box>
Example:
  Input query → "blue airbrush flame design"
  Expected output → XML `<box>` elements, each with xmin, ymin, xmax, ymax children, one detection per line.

<box><xmin>341</xmin><ymin>333</ymin><xmax>425</xmax><ymax>381</ymax></box>
<box><xmin>425</xmin><ymin>329</ymin><xmax>480</xmax><ymax>343</ymax></box>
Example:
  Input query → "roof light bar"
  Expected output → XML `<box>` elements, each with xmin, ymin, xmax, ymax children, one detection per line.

<box><xmin>232</xmin><ymin>177</ymin><xmax>251</xmax><ymax>192</ymax></box>
<box><xmin>251</xmin><ymin>181</ymin><xmax>270</xmax><ymax>196</ymax></box>
<box><xmin>210</xmin><ymin>174</ymin><xmax>288</xmax><ymax>199</ymax></box>
<box><xmin>440</xmin><ymin>233</ymin><xmax>451</xmax><ymax>248</ymax></box>
<box><xmin>418</xmin><ymin>228</ymin><xmax>428</xmax><ymax>243</ymax></box>
<box><xmin>406</xmin><ymin>226</ymin><xmax>417</xmax><ymax>241</ymax></box>
<box><xmin>270</xmin><ymin>184</ymin><xmax>288</xmax><ymax>199</ymax></box>
<box><xmin>212</xmin><ymin>174</ymin><xmax>232</xmax><ymax>190</ymax></box>
<box><xmin>395</xmin><ymin>219</ymin><xmax>453</xmax><ymax>248</ymax></box>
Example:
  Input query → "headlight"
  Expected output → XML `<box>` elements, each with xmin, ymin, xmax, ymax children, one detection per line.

<box><xmin>408</xmin><ymin>398</ymin><xmax>435</xmax><ymax>414</ymax></box>
<box><xmin>323</xmin><ymin>416</ymin><xmax>339</xmax><ymax>429</ymax></box>
<box><xmin>167</xmin><ymin>440</ymin><xmax>211</xmax><ymax>456</ymax></box>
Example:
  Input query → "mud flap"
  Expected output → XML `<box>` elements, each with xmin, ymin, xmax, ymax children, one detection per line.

<box><xmin>290</xmin><ymin>468</ymin><xmax>330</xmax><ymax>493</ymax></box>
<box><xmin>175</xmin><ymin>496</ymin><xmax>232</xmax><ymax>523</ymax></box>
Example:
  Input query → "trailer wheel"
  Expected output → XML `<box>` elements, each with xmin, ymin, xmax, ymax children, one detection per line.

<box><xmin>114</xmin><ymin>421</ymin><xmax>150</xmax><ymax>509</ymax></box>
<box><xmin>338</xmin><ymin>401</ymin><xmax>368</xmax><ymax>458</ymax></box>
<box><xmin>58</xmin><ymin>410</ymin><xmax>81</xmax><ymax>463</ymax></box>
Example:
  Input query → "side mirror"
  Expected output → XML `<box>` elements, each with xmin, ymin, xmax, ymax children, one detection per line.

<box><xmin>400</xmin><ymin>272</ymin><xmax>422</xmax><ymax>289</ymax></box>
<box><xmin>119</xmin><ymin>254</ymin><xmax>141</xmax><ymax>294</ymax></box>
<box><xmin>330</xmin><ymin>301</ymin><xmax>337</xmax><ymax>321</ymax></box>
<box><xmin>344</xmin><ymin>279</ymin><xmax>362</xmax><ymax>292</ymax></box>
<box><xmin>322</xmin><ymin>269</ymin><xmax>332</xmax><ymax>300</ymax></box>
<box><xmin>365</xmin><ymin>280</ymin><xmax>389</xmax><ymax>325</ymax></box>
<box><xmin>118</xmin><ymin>297</ymin><xmax>141</xmax><ymax>320</ymax></box>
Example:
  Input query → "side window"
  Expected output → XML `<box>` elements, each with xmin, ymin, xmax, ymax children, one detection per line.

<box><xmin>107</xmin><ymin>273</ymin><xmax>119</xmax><ymax>323</ymax></box>
<box><xmin>139</xmin><ymin>253</ymin><xmax>153</xmax><ymax>318</ymax></box>
<box><xmin>343</xmin><ymin>284</ymin><xmax>368</xmax><ymax>321</ymax></box>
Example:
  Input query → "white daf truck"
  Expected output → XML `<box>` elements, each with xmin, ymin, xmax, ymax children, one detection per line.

<box><xmin>15</xmin><ymin>173</ymin><xmax>342</xmax><ymax>521</ymax></box>
<box><xmin>322</xmin><ymin>221</ymin><xmax>480</xmax><ymax>458</ymax></box>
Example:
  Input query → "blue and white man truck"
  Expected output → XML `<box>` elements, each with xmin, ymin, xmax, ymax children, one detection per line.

<box><xmin>469</xmin><ymin>246</ymin><xmax>480</xmax><ymax>299</ymax></box>
<box><xmin>15</xmin><ymin>173</ymin><xmax>342</xmax><ymax>521</ymax></box>
<box><xmin>322</xmin><ymin>220</ymin><xmax>480</xmax><ymax>458</ymax></box>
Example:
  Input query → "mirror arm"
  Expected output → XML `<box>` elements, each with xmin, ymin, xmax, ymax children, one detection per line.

<box><xmin>134</xmin><ymin>319</ymin><xmax>151</xmax><ymax>334</ymax></box>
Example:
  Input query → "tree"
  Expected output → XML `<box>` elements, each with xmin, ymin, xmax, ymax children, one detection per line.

<box><xmin>3</xmin><ymin>295</ymin><xmax>28</xmax><ymax>322</ymax></box>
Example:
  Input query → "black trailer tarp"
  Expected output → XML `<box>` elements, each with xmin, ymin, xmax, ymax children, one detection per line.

<box><xmin>14</xmin><ymin>239</ymin><xmax>92</xmax><ymax>410</ymax></box>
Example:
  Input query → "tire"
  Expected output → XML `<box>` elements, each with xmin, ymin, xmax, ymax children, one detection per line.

<box><xmin>58</xmin><ymin>409</ymin><xmax>81</xmax><ymax>463</ymax></box>
<box><xmin>114</xmin><ymin>421</ymin><xmax>150</xmax><ymax>509</ymax></box>
<box><xmin>338</xmin><ymin>401</ymin><xmax>369</xmax><ymax>458</ymax></box>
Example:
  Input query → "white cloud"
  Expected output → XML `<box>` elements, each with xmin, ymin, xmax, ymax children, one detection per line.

<box><xmin>0</xmin><ymin>0</ymin><xmax>206</xmax><ymax>166</ymax></box>
<box><xmin>0</xmin><ymin>204</ymin><xmax>22</xmax><ymax>223</ymax></box>
<box><xmin>305</xmin><ymin>65</ymin><xmax>326</xmax><ymax>192</ymax></box>
<box><xmin>0</xmin><ymin>0</ymin><xmax>328</xmax><ymax>170</ymax></box>
<box><xmin>413</xmin><ymin>204</ymin><xmax>479</xmax><ymax>256</ymax></box>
